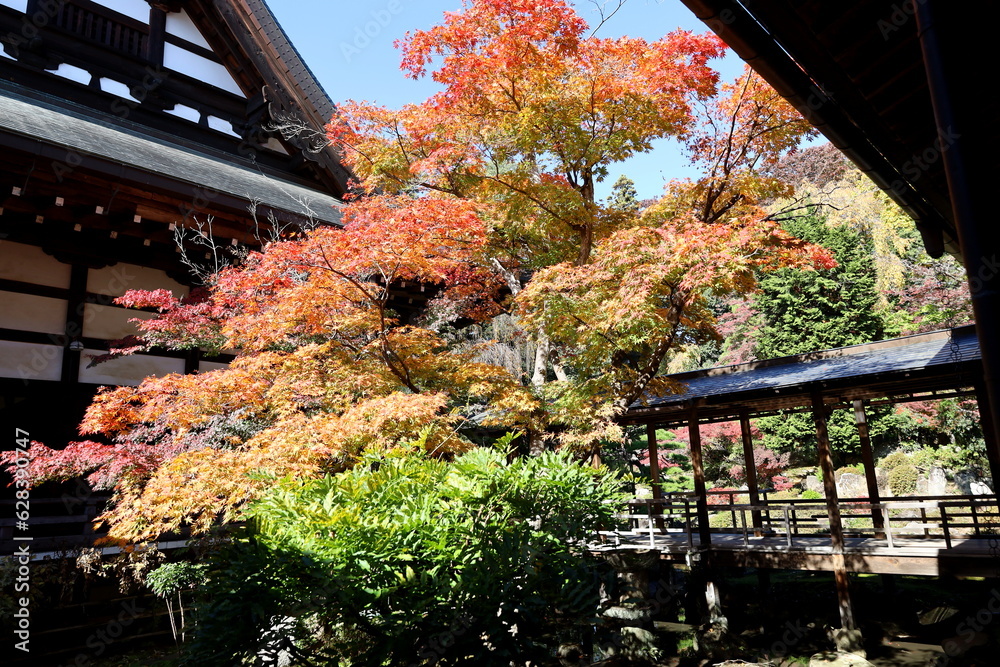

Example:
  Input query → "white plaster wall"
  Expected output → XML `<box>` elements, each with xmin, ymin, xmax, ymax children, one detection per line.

<box><xmin>93</xmin><ymin>0</ymin><xmax>149</xmax><ymax>23</ymax></box>
<box><xmin>87</xmin><ymin>263</ymin><xmax>188</xmax><ymax>298</ymax></box>
<box><xmin>48</xmin><ymin>63</ymin><xmax>93</xmax><ymax>85</ymax></box>
<box><xmin>82</xmin><ymin>304</ymin><xmax>153</xmax><ymax>340</ymax></box>
<box><xmin>163</xmin><ymin>43</ymin><xmax>244</xmax><ymax>96</ymax></box>
<box><xmin>165</xmin><ymin>10</ymin><xmax>211</xmax><ymax>48</ymax></box>
<box><xmin>0</xmin><ymin>340</ymin><xmax>63</xmax><ymax>382</ymax></box>
<box><xmin>0</xmin><ymin>242</ymin><xmax>71</xmax><ymax>288</ymax></box>
<box><xmin>0</xmin><ymin>291</ymin><xmax>66</xmax><ymax>335</ymax></box>
<box><xmin>79</xmin><ymin>350</ymin><xmax>184</xmax><ymax>386</ymax></box>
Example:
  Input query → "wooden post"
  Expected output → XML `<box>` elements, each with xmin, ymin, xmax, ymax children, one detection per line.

<box><xmin>646</xmin><ymin>423</ymin><xmax>664</xmax><ymax>530</ymax></box>
<box><xmin>812</xmin><ymin>391</ymin><xmax>858</xmax><ymax>636</ymax></box>
<box><xmin>975</xmin><ymin>380</ymin><xmax>1000</xmax><ymax>496</ymax></box>
<box><xmin>739</xmin><ymin>410</ymin><xmax>763</xmax><ymax>533</ymax></box>
<box><xmin>646</xmin><ymin>423</ymin><xmax>662</xmax><ymax>502</ymax></box>
<box><xmin>688</xmin><ymin>406</ymin><xmax>712</xmax><ymax>547</ymax></box>
<box><xmin>854</xmin><ymin>400</ymin><xmax>886</xmax><ymax>538</ymax></box>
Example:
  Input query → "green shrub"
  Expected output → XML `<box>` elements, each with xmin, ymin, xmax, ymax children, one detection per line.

<box><xmin>801</xmin><ymin>489</ymin><xmax>823</xmax><ymax>500</ymax></box>
<box><xmin>880</xmin><ymin>451</ymin><xmax>911</xmax><ymax>471</ymax></box>
<box><xmin>186</xmin><ymin>447</ymin><xmax>628</xmax><ymax>666</ymax></box>
<box><xmin>888</xmin><ymin>463</ymin><xmax>919</xmax><ymax>496</ymax></box>
<box><xmin>910</xmin><ymin>445</ymin><xmax>988</xmax><ymax>474</ymax></box>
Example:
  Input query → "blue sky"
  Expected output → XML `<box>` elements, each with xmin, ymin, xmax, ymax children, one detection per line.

<box><xmin>266</xmin><ymin>0</ymin><xmax>745</xmax><ymax>201</ymax></box>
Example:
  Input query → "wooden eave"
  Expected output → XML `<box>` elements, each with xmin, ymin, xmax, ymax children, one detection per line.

<box><xmin>678</xmin><ymin>0</ymin><xmax>999</xmax><ymax>260</ymax></box>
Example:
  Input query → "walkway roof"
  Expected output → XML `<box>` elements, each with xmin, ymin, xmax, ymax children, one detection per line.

<box><xmin>624</xmin><ymin>326</ymin><xmax>981</xmax><ymax>426</ymax></box>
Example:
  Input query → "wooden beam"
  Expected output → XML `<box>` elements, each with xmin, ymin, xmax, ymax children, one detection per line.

<box><xmin>688</xmin><ymin>405</ymin><xmax>712</xmax><ymax>547</ymax></box>
<box><xmin>739</xmin><ymin>410</ymin><xmax>762</xmax><ymax>532</ymax></box>
<box><xmin>854</xmin><ymin>399</ymin><xmax>885</xmax><ymax>538</ymax></box>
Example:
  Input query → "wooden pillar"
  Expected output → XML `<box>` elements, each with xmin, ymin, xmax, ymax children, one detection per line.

<box><xmin>975</xmin><ymin>380</ymin><xmax>1000</xmax><ymax>495</ymax></box>
<box><xmin>688</xmin><ymin>406</ymin><xmax>712</xmax><ymax>547</ymax></box>
<box><xmin>812</xmin><ymin>391</ymin><xmax>857</xmax><ymax>635</ymax></box>
<box><xmin>854</xmin><ymin>400</ymin><xmax>885</xmax><ymax>538</ymax></box>
<box><xmin>646</xmin><ymin>423</ymin><xmax>664</xmax><ymax>530</ymax></box>
<box><xmin>705</xmin><ymin>578</ymin><xmax>727</xmax><ymax>630</ymax></box>
<box><xmin>61</xmin><ymin>264</ymin><xmax>88</xmax><ymax>384</ymax></box>
<box><xmin>646</xmin><ymin>423</ymin><xmax>662</xmax><ymax>502</ymax></box>
<box><xmin>739</xmin><ymin>410</ymin><xmax>763</xmax><ymax>532</ymax></box>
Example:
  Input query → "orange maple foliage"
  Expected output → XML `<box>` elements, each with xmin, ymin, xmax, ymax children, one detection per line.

<box><xmin>6</xmin><ymin>3</ymin><xmax>834</xmax><ymax>542</ymax></box>
<box><xmin>330</xmin><ymin>0</ymin><xmax>724</xmax><ymax>268</ymax></box>
<box><xmin>8</xmin><ymin>194</ymin><xmax>537</xmax><ymax>542</ymax></box>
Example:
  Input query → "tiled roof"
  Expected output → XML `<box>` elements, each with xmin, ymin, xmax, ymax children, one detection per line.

<box><xmin>0</xmin><ymin>82</ymin><xmax>343</xmax><ymax>225</ymax></box>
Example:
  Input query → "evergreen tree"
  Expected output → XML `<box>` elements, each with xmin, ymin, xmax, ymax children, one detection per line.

<box><xmin>607</xmin><ymin>174</ymin><xmax>640</xmax><ymax>213</ymax></box>
<box><xmin>754</xmin><ymin>210</ymin><xmax>883</xmax><ymax>358</ymax></box>
<box><xmin>753</xmin><ymin>209</ymin><xmax>896</xmax><ymax>463</ymax></box>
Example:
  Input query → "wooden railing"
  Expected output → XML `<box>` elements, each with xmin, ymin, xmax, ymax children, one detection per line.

<box><xmin>599</xmin><ymin>493</ymin><xmax>1000</xmax><ymax>553</ymax></box>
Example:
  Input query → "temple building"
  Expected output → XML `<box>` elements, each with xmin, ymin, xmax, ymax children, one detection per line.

<box><xmin>0</xmin><ymin>0</ymin><xmax>350</xmax><ymax>448</ymax></box>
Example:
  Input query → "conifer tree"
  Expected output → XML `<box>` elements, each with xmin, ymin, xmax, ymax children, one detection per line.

<box><xmin>754</xmin><ymin>209</ymin><xmax>883</xmax><ymax>357</ymax></box>
<box><xmin>753</xmin><ymin>209</ymin><xmax>895</xmax><ymax>462</ymax></box>
<box><xmin>607</xmin><ymin>175</ymin><xmax>640</xmax><ymax>213</ymax></box>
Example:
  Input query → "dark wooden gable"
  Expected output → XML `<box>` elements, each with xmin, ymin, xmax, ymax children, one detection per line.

<box><xmin>0</xmin><ymin>0</ymin><xmax>351</xmax><ymax>400</ymax></box>
<box><xmin>0</xmin><ymin>0</ymin><xmax>351</xmax><ymax>196</ymax></box>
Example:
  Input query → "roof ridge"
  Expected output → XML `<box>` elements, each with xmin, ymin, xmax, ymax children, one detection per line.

<box><xmin>668</xmin><ymin>324</ymin><xmax>977</xmax><ymax>381</ymax></box>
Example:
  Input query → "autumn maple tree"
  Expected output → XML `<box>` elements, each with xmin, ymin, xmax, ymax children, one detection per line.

<box><xmin>6</xmin><ymin>0</ymin><xmax>832</xmax><ymax>543</ymax></box>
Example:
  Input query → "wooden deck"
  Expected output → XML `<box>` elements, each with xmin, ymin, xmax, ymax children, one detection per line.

<box><xmin>590</xmin><ymin>494</ymin><xmax>1000</xmax><ymax>576</ymax></box>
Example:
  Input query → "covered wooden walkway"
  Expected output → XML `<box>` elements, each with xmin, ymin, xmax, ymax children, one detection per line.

<box><xmin>590</xmin><ymin>494</ymin><xmax>1000</xmax><ymax>577</ymax></box>
<box><xmin>615</xmin><ymin>325</ymin><xmax>998</xmax><ymax>647</ymax></box>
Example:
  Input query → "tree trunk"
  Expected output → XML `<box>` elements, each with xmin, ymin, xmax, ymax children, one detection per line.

<box><xmin>532</xmin><ymin>334</ymin><xmax>549</xmax><ymax>386</ymax></box>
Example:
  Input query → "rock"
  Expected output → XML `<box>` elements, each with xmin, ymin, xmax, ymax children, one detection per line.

<box><xmin>898</xmin><ymin>521</ymin><xmax>930</xmax><ymax>535</ymax></box>
<box><xmin>804</xmin><ymin>475</ymin><xmax>825</xmax><ymax>495</ymax></box>
<box><xmin>954</xmin><ymin>469</ymin><xmax>977</xmax><ymax>494</ymax></box>
<box><xmin>808</xmin><ymin>651</ymin><xmax>873</xmax><ymax>666</ymax></box>
<box><xmin>928</xmin><ymin>467</ymin><xmax>948</xmax><ymax>496</ymax></box>
<box><xmin>874</xmin><ymin>467</ymin><xmax>889</xmax><ymax>497</ymax></box>
<box><xmin>918</xmin><ymin>605</ymin><xmax>960</xmax><ymax>625</ymax></box>
<box><xmin>837</xmin><ymin>473</ymin><xmax>868</xmax><ymax>498</ymax></box>
<box><xmin>916</xmin><ymin>476</ymin><xmax>929</xmax><ymax>496</ymax></box>
<box><xmin>830</xmin><ymin>627</ymin><xmax>865</xmax><ymax>656</ymax></box>
<box><xmin>971</xmin><ymin>480</ymin><xmax>994</xmax><ymax>495</ymax></box>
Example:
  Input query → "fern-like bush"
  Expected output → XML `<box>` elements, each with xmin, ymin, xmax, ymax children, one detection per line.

<box><xmin>888</xmin><ymin>463</ymin><xmax>919</xmax><ymax>496</ymax></box>
<box><xmin>186</xmin><ymin>446</ymin><xmax>628</xmax><ymax>666</ymax></box>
